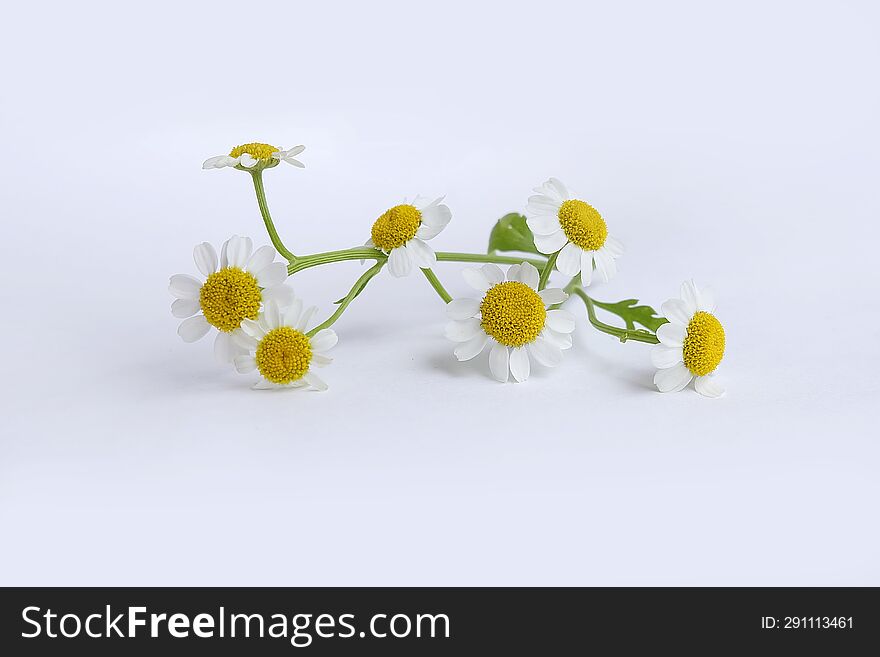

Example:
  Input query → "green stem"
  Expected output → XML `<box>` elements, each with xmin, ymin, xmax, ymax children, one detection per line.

<box><xmin>251</xmin><ymin>171</ymin><xmax>297</xmax><ymax>262</ymax></box>
<box><xmin>572</xmin><ymin>287</ymin><xmax>659</xmax><ymax>344</ymax></box>
<box><xmin>307</xmin><ymin>262</ymin><xmax>385</xmax><ymax>336</ymax></box>
<box><xmin>289</xmin><ymin>248</ymin><xmax>386</xmax><ymax>275</ymax></box>
<box><xmin>288</xmin><ymin>248</ymin><xmax>547</xmax><ymax>276</ymax></box>
<box><xmin>437</xmin><ymin>251</ymin><xmax>546</xmax><ymax>268</ymax></box>
<box><xmin>537</xmin><ymin>250</ymin><xmax>559</xmax><ymax>290</ymax></box>
<box><xmin>420</xmin><ymin>267</ymin><xmax>452</xmax><ymax>303</ymax></box>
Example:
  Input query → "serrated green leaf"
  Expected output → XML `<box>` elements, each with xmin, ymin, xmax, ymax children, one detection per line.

<box><xmin>487</xmin><ymin>213</ymin><xmax>539</xmax><ymax>255</ymax></box>
<box><xmin>590</xmin><ymin>298</ymin><xmax>668</xmax><ymax>332</ymax></box>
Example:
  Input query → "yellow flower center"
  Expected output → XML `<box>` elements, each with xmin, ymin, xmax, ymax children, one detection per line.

<box><xmin>199</xmin><ymin>267</ymin><xmax>262</xmax><ymax>332</ymax></box>
<box><xmin>480</xmin><ymin>281</ymin><xmax>547</xmax><ymax>347</ymax></box>
<box><xmin>370</xmin><ymin>204</ymin><xmax>422</xmax><ymax>251</ymax></box>
<box><xmin>229</xmin><ymin>142</ymin><xmax>280</xmax><ymax>161</ymax></box>
<box><xmin>255</xmin><ymin>327</ymin><xmax>312</xmax><ymax>384</ymax></box>
<box><xmin>682</xmin><ymin>311</ymin><xmax>726</xmax><ymax>376</ymax></box>
<box><xmin>557</xmin><ymin>199</ymin><xmax>608</xmax><ymax>251</ymax></box>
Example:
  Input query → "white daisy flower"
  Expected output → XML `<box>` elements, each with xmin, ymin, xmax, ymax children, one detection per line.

<box><xmin>444</xmin><ymin>262</ymin><xmax>575</xmax><ymax>382</ymax></box>
<box><xmin>232</xmin><ymin>299</ymin><xmax>337</xmax><ymax>391</ymax></box>
<box><xmin>364</xmin><ymin>196</ymin><xmax>452</xmax><ymax>277</ymax></box>
<box><xmin>652</xmin><ymin>280</ymin><xmax>726</xmax><ymax>398</ymax></box>
<box><xmin>202</xmin><ymin>142</ymin><xmax>305</xmax><ymax>170</ymax></box>
<box><xmin>168</xmin><ymin>235</ymin><xmax>295</xmax><ymax>362</ymax></box>
<box><xmin>526</xmin><ymin>177</ymin><xmax>624</xmax><ymax>284</ymax></box>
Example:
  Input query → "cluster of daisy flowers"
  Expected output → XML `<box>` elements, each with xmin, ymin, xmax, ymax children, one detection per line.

<box><xmin>169</xmin><ymin>141</ymin><xmax>726</xmax><ymax>397</ymax></box>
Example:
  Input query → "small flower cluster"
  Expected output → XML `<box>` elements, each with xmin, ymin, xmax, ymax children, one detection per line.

<box><xmin>168</xmin><ymin>141</ymin><xmax>726</xmax><ymax>396</ymax></box>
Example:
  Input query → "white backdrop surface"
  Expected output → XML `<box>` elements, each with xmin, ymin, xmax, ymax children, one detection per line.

<box><xmin>1</xmin><ymin>0</ymin><xmax>878</xmax><ymax>585</ymax></box>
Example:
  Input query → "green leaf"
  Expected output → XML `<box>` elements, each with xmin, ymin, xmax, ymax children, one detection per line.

<box><xmin>487</xmin><ymin>213</ymin><xmax>539</xmax><ymax>255</ymax></box>
<box><xmin>590</xmin><ymin>298</ymin><xmax>668</xmax><ymax>332</ymax></box>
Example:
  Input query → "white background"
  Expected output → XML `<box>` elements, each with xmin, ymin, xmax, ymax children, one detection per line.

<box><xmin>1</xmin><ymin>1</ymin><xmax>877</xmax><ymax>585</ymax></box>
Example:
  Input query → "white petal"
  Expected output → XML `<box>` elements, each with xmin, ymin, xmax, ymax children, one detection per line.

<box><xmin>556</xmin><ymin>242</ymin><xmax>583</xmax><ymax>277</ymax></box>
<box><xmin>446</xmin><ymin>298</ymin><xmax>480</xmax><ymax>320</ymax></box>
<box><xmin>680</xmin><ymin>280</ymin><xmax>699</xmax><ymax>315</ymax></box>
<box><xmin>303</xmin><ymin>371</ymin><xmax>328</xmax><ymax>391</ymax></box>
<box><xmin>481</xmin><ymin>263</ymin><xmax>505</xmax><ymax>285</ymax></box>
<box><xmin>528</xmin><ymin>337</ymin><xmax>563</xmax><ymax>367</ymax></box>
<box><xmin>255</xmin><ymin>262</ymin><xmax>287</xmax><ymax>288</ymax></box>
<box><xmin>193</xmin><ymin>242</ymin><xmax>218</xmax><ymax>277</ymax></box>
<box><xmin>239</xmin><ymin>318</ymin><xmax>265</xmax><ymax>340</ymax></box>
<box><xmin>283</xmin><ymin>156</ymin><xmax>305</xmax><ymax>168</ymax></box>
<box><xmin>246</xmin><ymin>245</ymin><xmax>277</xmax><ymax>275</ymax></box>
<box><xmin>593</xmin><ymin>248</ymin><xmax>617</xmax><ymax>283</ymax></box>
<box><xmin>525</xmin><ymin>213</ymin><xmax>561</xmax><ymax>235</ymax></box>
<box><xmin>604</xmin><ymin>235</ymin><xmax>625</xmax><ymax>257</ymax></box>
<box><xmin>533</xmin><ymin>231</ymin><xmax>568</xmax><ymax>254</ymax></box>
<box><xmin>312</xmin><ymin>353</ymin><xmax>333</xmax><ymax>366</ymax></box>
<box><xmin>539</xmin><ymin>288</ymin><xmax>568</xmax><ymax>305</ymax></box>
<box><xmin>388</xmin><ymin>246</ymin><xmax>412</xmax><ymax>277</ymax></box>
<box><xmin>286</xmin><ymin>145</ymin><xmax>306</xmax><ymax>157</ymax></box>
<box><xmin>445</xmin><ymin>318</ymin><xmax>482</xmax><ymax>342</ymax></box>
<box><xmin>214</xmin><ymin>331</ymin><xmax>239</xmax><ymax>363</ymax></box>
<box><xmin>657</xmin><ymin>322</ymin><xmax>686</xmax><ymax>347</ymax></box>
<box><xmin>171</xmin><ymin>298</ymin><xmax>200</xmax><ymax>318</ymax></box>
<box><xmin>264</xmin><ymin>300</ymin><xmax>283</xmax><ymax>329</ymax></box>
<box><xmin>509</xmin><ymin>346</ymin><xmax>531</xmax><ymax>382</ymax></box>
<box><xmin>697</xmin><ymin>285</ymin><xmax>716</xmax><ymax>313</ymax></box>
<box><xmin>580</xmin><ymin>252</ymin><xmax>594</xmax><ymax>286</ymax></box>
<box><xmin>454</xmin><ymin>334</ymin><xmax>488</xmax><ymax>361</ymax></box>
<box><xmin>651</xmin><ymin>345</ymin><xmax>683</xmax><ymax>369</ymax></box>
<box><xmin>542</xmin><ymin>328</ymin><xmax>573</xmax><ymax>350</ymax></box>
<box><xmin>202</xmin><ymin>155</ymin><xmax>236</xmax><ymax>169</ymax></box>
<box><xmin>262</xmin><ymin>284</ymin><xmax>295</xmax><ymax>309</ymax></box>
<box><xmin>232</xmin><ymin>329</ymin><xmax>257</xmax><ymax>351</ymax></box>
<box><xmin>234</xmin><ymin>355</ymin><xmax>257</xmax><ymax>374</ymax></box>
<box><xmin>224</xmin><ymin>235</ymin><xmax>253</xmax><ymax>269</ymax></box>
<box><xmin>420</xmin><ymin>202</ymin><xmax>452</xmax><ymax>230</ymax></box>
<box><xmin>169</xmin><ymin>274</ymin><xmax>202</xmax><ymax>300</ymax></box>
<box><xmin>488</xmin><ymin>341</ymin><xmax>509</xmax><ymax>382</ymax></box>
<box><xmin>546</xmin><ymin>309</ymin><xmax>575</xmax><ymax>333</ymax></box>
<box><xmin>253</xmin><ymin>379</ymin><xmax>281</xmax><ymax>390</ymax></box>
<box><xmin>661</xmin><ymin>299</ymin><xmax>692</xmax><ymax>326</ymax></box>
<box><xmin>295</xmin><ymin>306</ymin><xmax>317</xmax><ymax>332</ymax></box>
<box><xmin>506</xmin><ymin>264</ymin><xmax>521</xmax><ymax>281</ymax></box>
<box><xmin>526</xmin><ymin>196</ymin><xmax>562</xmax><ymax>218</ymax></box>
<box><xmin>415</xmin><ymin>222</ymin><xmax>444</xmax><ymax>240</ymax></box>
<box><xmin>546</xmin><ymin>178</ymin><xmax>569</xmax><ymax>201</ymax></box>
<box><xmin>694</xmin><ymin>375</ymin><xmax>725</xmax><ymax>398</ymax></box>
<box><xmin>283</xmin><ymin>298</ymin><xmax>303</xmax><ymax>327</ymax></box>
<box><xmin>462</xmin><ymin>267</ymin><xmax>492</xmax><ymax>292</ymax></box>
<box><xmin>177</xmin><ymin>315</ymin><xmax>211</xmax><ymax>343</ymax></box>
<box><xmin>238</xmin><ymin>153</ymin><xmax>257</xmax><ymax>168</ymax></box>
<box><xmin>405</xmin><ymin>238</ymin><xmax>436</xmax><ymax>268</ymax></box>
<box><xmin>517</xmin><ymin>262</ymin><xmax>540</xmax><ymax>289</ymax></box>
<box><xmin>654</xmin><ymin>363</ymin><xmax>693</xmax><ymax>393</ymax></box>
<box><xmin>310</xmin><ymin>329</ymin><xmax>338</xmax><ymax>353</ymax></box>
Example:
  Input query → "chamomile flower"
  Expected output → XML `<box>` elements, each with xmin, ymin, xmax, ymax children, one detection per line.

<box><xmin>232</xmin><ymin>299</ymin><xmax>337</xmax><ymax>391</ymax></box>
<box><xmin>445</xmin><ymin>262</ymin><xmax>575</xmax><ymax>382</ymax></box>
<box><xmin>202</xmin><ymin>142</ymin><xmax>305</xmax><ymax>170</ymax></box>
<box><xmin>169</xmin><ymin>235</ymin><xmax>295</xmax><ymax>362</ymax></box>
<box><xmin>526</xmin><ymin>178</ymin><xmax>624</xmax><ymax>284</ymax></box>
<box><xmin>652</xmin><ymin>280</ymin><xmax>726</xmax><ymax>397</ymax></box>
<box><xmin>364</xmin><ymin>196</ymin><xmax>452</xmax><ymax>277</ymax></box>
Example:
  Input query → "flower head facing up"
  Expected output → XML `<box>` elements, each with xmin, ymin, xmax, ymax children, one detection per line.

<box><xmin>445</xmin><ymin>262</ymin><xmax>575</xmax><ymax>383</ymax></box>
<box><xmin>526</xmin><ymin>178</ymin><xmax>623</xmax><ymax>285</ymax></box>
<box><xmin>169</xmin><ymin>235</ymin><xmax>295</xmax><ymax>362</ymax></box>
<box><xmin>365</xmin><ymin>196</ymin><xmax>452</xmax><ymax>277</ymax></box>
<box><xmin>233</xmin><ymin>299</ymin><xmax>337</xmax><ymax>391</ymax></box>
<box><xmin>479</xmin><ymin>281</ymin><xmax>547</xmax><ymax>347</ymax></box>
<box><xmin>652</xmin><ymin>280</ymin><xmax>726</xmax><ymax>397</ymax></box>
<box><xmin>199</xmin><ymin>267</ymin><xmax>262</xmax><ymax>332</ymax></box>
<box><xmin>202</xmin><ymin>143</ymin><xmax>305</xmax><ymax>170</ymax></box>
